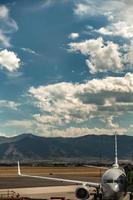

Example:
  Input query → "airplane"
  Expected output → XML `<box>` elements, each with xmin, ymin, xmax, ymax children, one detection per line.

<box><xmin>17</xmin><ymin>133</ymin><xmax>132</xmax><ymax>200</ymax></box>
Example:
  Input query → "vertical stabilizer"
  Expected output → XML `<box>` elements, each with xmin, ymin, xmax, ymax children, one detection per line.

<box><xmin>113</xmin><ymin>132</ymin><xmax>119</xmax><ymax>168</ymax></box>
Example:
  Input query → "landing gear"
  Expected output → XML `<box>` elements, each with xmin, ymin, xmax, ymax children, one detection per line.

<box><xmin>129</xmin><ymin>193</ymin><xmax>133</xmax><ymax>200</ymax></box>
<box><xmin>94</xmin><ymin>193</ymin><xmax>102</xmax><ymax>200</ymax></box>
<box><xmin>94</xmin><ymin>188</ymin><xmax>102</xmax><ymax>200</ymax></box>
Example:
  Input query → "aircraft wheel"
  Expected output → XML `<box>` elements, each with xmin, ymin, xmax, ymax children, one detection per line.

<box><xmin>94</xmin><ymin>193</ymin><xmax>97</xmax><ymax>200</ymax></box>
<box><xmin>94</xmin><ymin>193</ymin><xmax>102</xmax><ymax>200</ymax></box>
<box><xmin>129</xmin><ymin>193</ymin><xmax>133</xmax><ymax>200</ymax></box>
<box><xmin>99</xmin><ymin>193</ymin><xmax>102</xmax><ymax>200</ymax></box>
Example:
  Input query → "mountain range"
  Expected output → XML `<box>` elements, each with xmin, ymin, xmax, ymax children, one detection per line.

<box><xmin>0</xmin><ymin>134</ymin><xmax>132</xmax><ymax>162</ymax></box>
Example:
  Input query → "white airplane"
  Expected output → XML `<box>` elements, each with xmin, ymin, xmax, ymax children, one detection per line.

<box><xmin>17</xmin><ymin>133</ymin><xmax>131</xmax><ymax>200</ymax></box>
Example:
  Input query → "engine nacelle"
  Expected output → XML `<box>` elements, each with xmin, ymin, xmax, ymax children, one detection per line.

<box><xmin>75</xmin><ymin>186</ymin><xmax>90</xmax><ymax>200</ymax></box>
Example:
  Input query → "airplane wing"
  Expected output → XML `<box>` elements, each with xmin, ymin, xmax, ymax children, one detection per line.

<box><xmin>17</xmin><ymin>162</ymin><xmax>100</xmax><ymax>188</ymax></box>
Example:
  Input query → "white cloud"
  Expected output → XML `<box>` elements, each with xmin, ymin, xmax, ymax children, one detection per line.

<box><xmin>33</xmin><ymin>114</ymin><xmax>63</xmax><ymax>126</ymax></box>
<box><xmin>72</xmin><ymin>1</ymin><xmax>133</xmax><ymax>74</ymax></box>
<box><xmin>73</xmin><ymin>1</ymin><xmax>124</xmax><ymax>18</ymax></box>
<box><xmin>29</xmin><ymin>82</ymin><xmax>97</xmax><ymax>126</ymax></box>
<box><xmin>69</xmin><ymin>37</ymin><xmax>123</xmax><ymax>73</ymax></box>
<box><xmin>74</xmin><ymin>3</ymin><xmax>93</xmax><ymax>17</ymax></box>
<box><xmin>0</xmin><ymin>5</ymin><xmax>18</xmax><ymax>47</ymax></box>
<box><xmin>0</xmin><ymin>120</ymin><xmax>34</xmax><ymax>136</ymax></box>
<box><xmin>125</xmin><ymin>44</ymin><xmax>133</xmax><ymax>65</ymax></box>
<box><xmin>0</xmin><ymin>31</ymin><xmax>10</xmax><ymax>47</ymax></box>
<box><xmin>6</xmin><ymin>18</ymin><xmax>18</xmax><ymax>33</ymax></box>
<box><xmin>28</xmin><ymin>73</ymin><xmax>133</xmax><ymax>136</ymax></box>
<box><xmin>0</xmin><ymin>49</ymin><xmax>21</xmax><ymax>72</ymax></box>
<box><xmin>0</xmin><ymin>132</ymin><xmax>8</xmax><ymax>137</ymax></box>
<box><xmin>97</xmin><ymin>21</ymin><xmax>133</xmax><ymax>39</ymax></box>
<box><xmin>29</xmin><ymin>82</ymin><xmax>97</xmax><ymax>114</ymax></box>
<box><xmin>105</xmin><ymin>116</ymin><xmax>119</xmax><ymax>129</ymax></box>
<box><xmin>21</xmin><ymin>47</ymin><xmax>39</xmax><ymax>55</ymax></box>
<box><xmin>0</xmin><ymin>5</ymin><xmax>8</xmax><ymax>19</ymax></box>
<box><xmin>33</xmin><ymin>0</ymin><xmax>73</xmax><ymax>11</ymax></box>
<box><xmin>3</xmin><ymin>120</ymin><xmax>33</xmax><ymax>129</ymax></box>
<box><xmin>36</xmin><ymin>126</ymin><xmax>126</xmax><ymax>137</ymax></box>
<box><xmin>40</xmin><ymin>0</ymin><xmax>54</xmax><ymax>9</ymax></box>
<box><xmin>0</xmin><ymin>100</ymin><xmax>19</xmax><ymax>110</ymax></box>
<box><xmin>80</xmin><ymin>72</ymin><xmax>133</xmax><ymax>94</ymax></box>
<box><xmin>74</xmin><ymin>1</ymin><xmax>133</xmax><ymax>39</ymax></box>
<box><xmin>69</xmin><ymin>33</ymin><xmax>79</xmax><ymax>40</ymax></box>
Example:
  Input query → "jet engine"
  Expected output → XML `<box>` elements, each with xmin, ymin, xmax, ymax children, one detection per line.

<box><xmin>75</xmin><ymin>186</ymin><xmax>90</xmax><ymax>200</ymax></box>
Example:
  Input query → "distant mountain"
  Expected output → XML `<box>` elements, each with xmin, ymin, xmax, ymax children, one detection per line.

<box><xmin>0</xmin><ymin>134</ymin><xmax>132</xmax><ymax>162</ymax></box>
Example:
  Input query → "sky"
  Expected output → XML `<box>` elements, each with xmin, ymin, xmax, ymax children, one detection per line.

<box><xmin>0</xmin><ymin>0</ymin><xmax>133</xmax><ymax>137</ymax></box>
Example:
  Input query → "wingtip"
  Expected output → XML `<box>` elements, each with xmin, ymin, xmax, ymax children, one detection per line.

<box><xmin>17</xmin><ymin>161</ymin><xmax>21</xmax><ymax>175</ymax></box>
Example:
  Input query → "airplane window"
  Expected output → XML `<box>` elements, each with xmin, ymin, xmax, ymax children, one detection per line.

<box><xmin>120</xmin><ymin>180</ymin><xmax>124</xmax><ymax>184</ymax></box>
<box><xmin>104</xmin><ymin>178</ymin><xmax>125</xmax><ymax>184</ymax></box>
<box><xmin>105</xmin><ymin>180</ymin><xmax>113</xmax><ymax>183</ymax></box>
<box><xmin>114</xmin><ymin>179</ymin><xmax>123</xmax><ymax>184</ymax></box>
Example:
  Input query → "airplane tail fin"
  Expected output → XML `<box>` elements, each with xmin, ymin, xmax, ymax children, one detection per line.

<box><xmin>17</xmin><ymin>161</ymin><xmax>21</xmax><ymax>175</ymax></box>
<box><xmin>113</xmin><ymin>132</ymin><xmax>119</xmax><ymax>168</ymax></box>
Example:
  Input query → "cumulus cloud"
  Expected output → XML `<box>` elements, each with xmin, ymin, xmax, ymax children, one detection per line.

<box><xmin>69</xmin><ymin>32</ymin><xmax>79</xmax><ymax>40</ymax></box>
<box><xmin>29</xmin><ymin>82</ymin><xmax>97</xmax><ymax>126</ymax></box>
<box><xmin>77</xmin><ymin>73</ymin><xmax>133</xmax><ymax>113</ymax></box>
<box><xmin>80</xmin><ymin>73</ymin><xmax>133</xmax><ymax>94</ymax></box>
<box><xmin>71</xmin><ymin>0</ymin><xmax>133</xmax><ymax>74</ymax></box>
<box><xmin>69</xmin><ymin>37</ymin><xmax>123</xmax><ymax>73</ymax></box>
<box><xmin>73</xmin><ymin>0</ymin><xmax>133</xmax><ymax>62</ymax></box>
<box><xmin>28</xmin><ymin>73</ymin><xmax>133</xmax><ymax>137</ymax></box>
<box><xmin>0</xmin><ymin>49</ymin><xmax>21</xmax><ymax>72</ymax></box>
<box><xmin>74</xmin><ymin>0</ymin><xmax>133</xmax><ymax>39</ymax></box>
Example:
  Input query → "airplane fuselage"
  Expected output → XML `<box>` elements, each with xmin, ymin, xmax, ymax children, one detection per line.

<box><xmin>101</xmin><ymin>167</ymin><xmax>127</xmax><ymax>199</ymax></box>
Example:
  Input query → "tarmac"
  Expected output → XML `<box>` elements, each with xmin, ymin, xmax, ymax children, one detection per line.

<box><xmin>0</xmin><ymin>185</ymin><xmax>77</xmax><ymax>199</ymax></box>
<box><xmin>0</xmin><ymin>168</ymin><xmax>132</xmax><ymax>200</ymax></box>
<box><xmin>0</xmin><ymin>185</ymin><xmax>131</xmax><ymax>200</ymax></box>
<box><xmin>0</xmin><ymin>174</ymin><xmax>97</xmax><ymax>199</ymax></box>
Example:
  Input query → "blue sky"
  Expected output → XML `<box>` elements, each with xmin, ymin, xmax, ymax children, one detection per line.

<box><xmin>0</xmin><ymin>0</ymin><xmax>133</xmax><ymax>137</ymax></box>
